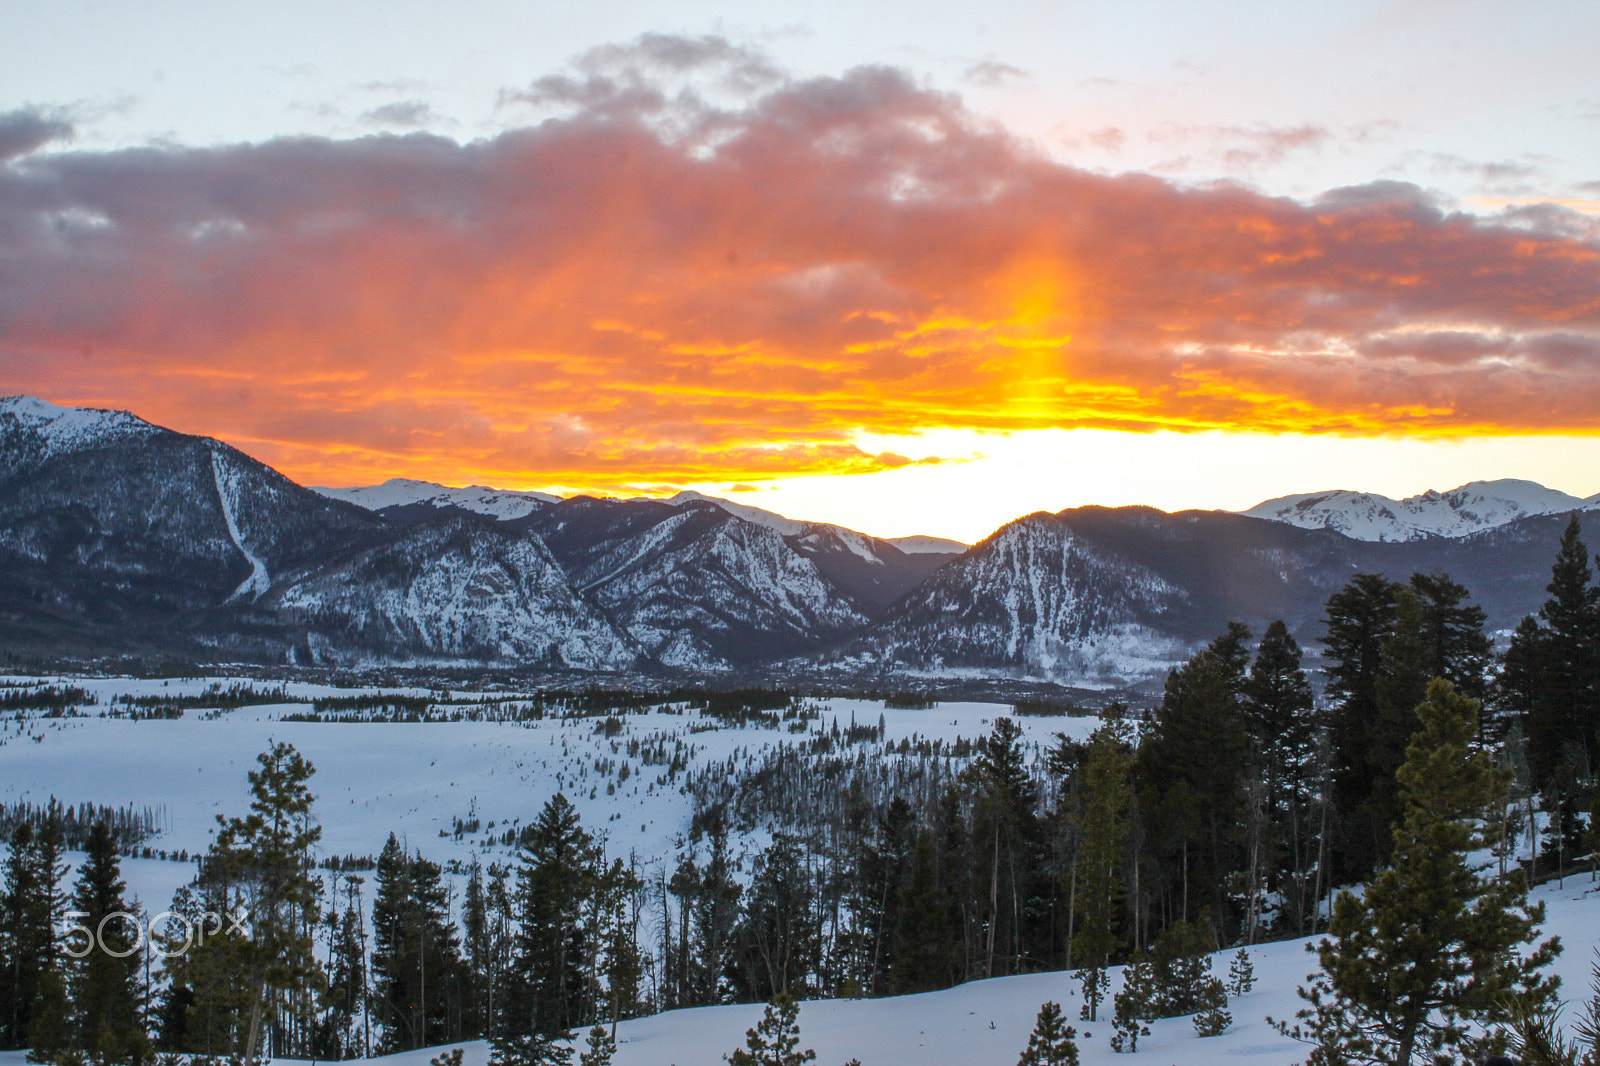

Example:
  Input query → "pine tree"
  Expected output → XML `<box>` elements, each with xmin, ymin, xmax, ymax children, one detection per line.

<box><xmin>67</xmin><ymin>821</ymin><xmax>147</xmax><ymax>1061</ymax></box>
<box><xmin>1277</xmin><ymin>679</ymin><xmax>1561</xmax><ymax>1066</ymax></box>
<box><xmin>23</xmin><ymin>964</ymin><xmax>70</xmax><ymax>1065</ymax></box>
<box><xmin>3</xmin><ymin>821</ymin><xmax>65</xmax><ymax>1050</ymax></box>
<box><xmin>731</xmin><ymin>834</ymin><xmax>818</xmax><ymax>1002</ymax></box>
<box><xmin>1227</xmin><ymin>947</ymin><xmax>1255</xmax><ymax>996</ymax></box>
<box><xmin>1068</xmin><ymin>724</ymin><xmax>1131</xmax><ymax>1020</ymax></box>
<box><xmin>1192</xmin><ymin>976</ymin><xmax>1232</xmax><ymax>1037</ymax></box>
<box><xmin>1017</xmin><ymin>1000</ymin><xmax>1079</xmax><ymax>1066</ymax></box>
<box><xmin>578</xmin><ymin>1024</ymin><xmax>616</xmax><ymax>1066</ymax></box>
<box><xmin>889</xmin><ymin>828</ymin><xmax>951</xmax><ymax>995</ymax></box>
<box><xmin>208</xmin><ymin>741</ymin><xmax>325</xmax><ymax>1061</ymax></box>
<box><xmin>1138</xmin><ymin>626</ymin><xmax>1251</xmax><ymax>935</ymax></box>
<box><xmin>489</xmin><ymin>1031</ymin><xmax>574</xmax><ymax>1066</ymax></box>
<box><xmin>1109</xmin><ymin>956</ymin><xmax>1153</xmax><ymax>1053</ymax></box>
<box><xmin>1519</xmin><ymin>516</ymin><xmax>1600</xmax><ymax>787</ymax></box>
<box><xmin>725</xmin><ymin>992</ymin><xmax>817</xmax><ymax>1066</ymax></box>
<box><xmin>507</xmin><ymin>794</ymin><xmax>598</xmax><ymax>1038</ymax></box>
<box><xmin>1243</xmin><ymin>620</ymin><xmax>1318</xmax><ymax>933</ymax></box>
<box><xmin>1324</xmin><ymin>573</ymin><xmax>1403</xmax><ymax>882</ymax></box>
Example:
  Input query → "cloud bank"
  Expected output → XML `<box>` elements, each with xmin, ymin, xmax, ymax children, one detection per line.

<box><xmin>1</xmin><ymin>39</ymin><xmax>1597</xmax><ymax>489</ymax></box>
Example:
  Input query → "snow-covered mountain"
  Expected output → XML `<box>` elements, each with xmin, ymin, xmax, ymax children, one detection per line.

<box><xmin>1240</xmin><ymin>478</ymin><xmax>1589</xmax><ymax>542</ymax></box>
<box><xmin>267</xmin><ymin>517</ymin><xmax>641</xmax><ymax>669</ymax></box>
<box><xmin>520</xmin><ymin>497</ymin><xmax>870</xmax><ymax>667</ymax></box>
<box><xmin>812</xmin><ymin>510</ymin><xmax>1194</xmax><ymax>685</ymax></box>
<box><xmin>0</xmin><ymin>395</ymin><xmax>162</xmax><ymax>467</ymax></box>
<box><xmin>7</xmin><ymin>396</ymin><xmax>1600</xmax><ymax>684</ymax></box>
<box><xmin>312</xmin><ymin>477</ymin><xmax>560</xmax><ymax>521</ymax></box>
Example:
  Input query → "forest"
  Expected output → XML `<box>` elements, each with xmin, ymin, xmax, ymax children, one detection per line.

<box><xmin>1</xmin><ymin>515</ymin><xmax>1598</xmax><ymax>1066</ymax></box>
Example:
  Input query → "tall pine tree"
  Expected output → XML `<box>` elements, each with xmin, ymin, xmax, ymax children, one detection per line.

<box><xmin>1278</xmin><ymin>679</ymin><xmax>1560</xmax><ymax>1066</ymax></box>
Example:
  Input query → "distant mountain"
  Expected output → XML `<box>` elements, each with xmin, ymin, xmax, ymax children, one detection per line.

<box><xmin>5</xmin><ymin>396</ymin><xmax>1596</xmax><ymax>688</ymax></box>
<box><xmin>264</xmin><ymin>516</ymin><xmax>640</xmax><ymax>669</ymax></box>
<box><xmin>312</xmin><ymin>478</ymin><xmax>560</xmax><ymax>522</ymax></box>
<box><xmin>516</xmin><ymin>497</ymin><xmax>870</xmax><ymax>667</ymax></box>
<box><xmin>1240</xmin><ymin>478</ymin><xmax>1590</xmax><ymax>542</ymax></box>
<box><xmin>811</xmin><ymin>503</ymin><xmax>1600</xmax><ymax>688</ymax></box>
<box><xmin>0</xmin><ymin>398</ymin><xmax>628</xmax><ymax>666</ymax></box>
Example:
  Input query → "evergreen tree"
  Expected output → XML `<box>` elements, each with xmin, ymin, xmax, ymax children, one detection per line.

<box><xmin>578</xmin><ymin>1024</ymin><xmax>616</xmax><ymax>1066</ymax></box>
<box><xmin>1109</xmin><ymin>956</ymin><xmax>1154</xmax><ymax>1053</ymax></box>
<box><xmin>1515</xmin><ymin>516</ymin><xmax>1600</xmax><ymax>787</ymax></box>
<box><xmin>371</xmin><ymin>838</ymin><xmax>465</xmax><ymax>1051</ymax></box>
<box><xmin>1410</xmin><ymin>572</ymin><xmax>1493</xmax><ymax>704</ymax></box>
<box><xmin>2</xmin><ymin>820</ymin><xmax>65</xmax><ymax>1050</ymax></box>
<box><xmin>24</xmin><ymin>964</ymin><xmax>71</xmax><ymax>1065</ymax></box>
<box><xmin>965</xmin><ymin>717</ymin><xmax>1043</xmax><ymax>978</ymax></box>
<box><xmin>725</xmin><ymin>992</ymin><xmax>816</xmax><ymax>1066</ymax></box>
<box><xmin>1192</xmin><ymin>976</ymin><xmax>1232</xmax><ymax>1037</ymax></box>
<box><xmin>889</xmin><ymin>829</ymin><xmax>952</xmax><ymax>994</ymax></box>
<box><xmin>1277</xmin><ymin>679</ymin><xmax>1561</xmax><ymax>1066</ymax></box>
<box><xmin>1243</xmin><ymin>621</ymin><xmax>1318</xmax><ymax>933</ymax></box>
<box><xmin>1067</xmin><ymin>725</ymin><xmax>1131</xmax><ymax>1019</ymax></box>
<box><xmin>315</xmin><ymin>874</ymin><xmax>367</xmax><ymax>1059</ymax></box>
<box><xmin>1227</xmin><ymin>947</ymin><xmax>1255</xmax><ymax>996</ymax></box>
<box><xmin>1017</xmin><ymin>1000</ymin><xmax>1079</xmax><ymax>1066</ymax></box>
<box><xmin>1325</xmin><ymin>573</ymin><xmax>1404</xmax><ymax>881</ymax></box>
<box><xmin>208</xmin><ymin>741</ymin><xmax>325</xmax><ymax>1061</ymax></box>
<box><xmin>67</xmin><ymin>821</ymin><xmax>147</xmax><ymax>1061</ymax></box>
<box><xmin>731</xmin><ymin>835</ymin><xmax>818</xmax><ymax>1002</ymax></box>
<box><xmin>489</xmin><ymin>1031</ymin><xmax>574</xmax><ymax>1066</ymax></box>
<box><xmin>1137</xmin><ymin>627</ymin><xmax>1250</xmax><ymax>934</ymax></box>
<box><xmin>507</xmin><ymin>794</ymin><xmax>597</xmax><ymax>1038</ymax></box>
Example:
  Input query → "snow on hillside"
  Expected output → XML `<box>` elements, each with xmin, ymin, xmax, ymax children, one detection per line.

<box><xmin>657</xmin><ymin>489</ymin><xmax>810</xmax><ymax>536</ymax></box>
<box><xmin>1241</xmin><ymin>478</ymin><xmax>1588</xmax><ymax>542</ymax></box>
<box><xmin>0</xmin><ymin>394</ymin><xmax>159</xmax><ymax>463</ymax></box>
<box><xmin>888</xmin><ymin>534</ymin><xmax>969</xmax><ymax>555</ymax></box>
<box><xmin>312</xmin><ymin>478</ymin><xmax>561</xmax><ymax>520</ymax></box>
<box><xmin>0</xmin><ymin>675</ymin><xmax>1095</xmax><ymax>886</ymax></box>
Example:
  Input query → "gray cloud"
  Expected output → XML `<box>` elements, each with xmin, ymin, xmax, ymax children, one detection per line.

<box><xmin>0</xmin><ymin>108</ymin><xmax>74</xmax><ymax>163</ymax></box>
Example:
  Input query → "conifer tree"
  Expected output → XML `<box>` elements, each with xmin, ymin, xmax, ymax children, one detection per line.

<box><xmin>1512</xmin><ymin>516</ymin><xmax>1600</xmax><ymax>787</ymax></box>
<box><xmin>371</xmin><ymin>837</ymin><xmax>464</xmax><ymax>1050</ymax></box>
<box><xmin>507</xmin><ymin>794</ymin><xmax>598</xmax><ymax>1038</ymax></box>
<box><xmin>2</xmin><ymin>821</ymin><xmax>65</xmax><ymax>1050</ymax></box>
<box><xmin>1138</xmin><ymin>627</ymin><xmax>1250</xmax><ymax>933</ymax></box>
<box><xmin>1017</xmin><ymin>1000</ymin><xmax>1079</xmax><ymax>1066</ymax></box>
<box><xmin>67</xmin><ymin>821</ymin><xmax>146</xmax><ymax>1061</ymax></box>
<box><xmin>1227</xmin><ymin>947</ymin><xmax>1255</xmax><ymax>996</ymax></box>
<box><xmin>732</xmin><ymin>834</ymin><xmax>818</xmax><ymax>1002</ymax></box>
<box><xmin>1243</xmin><ymin>621</ymin><xmax>1318</xmax><ymax>932</ymax></box>
<box><xmin>1324</xmin><ymin>573</ymin><xmax>1403</xmax><ymax>881</ymax></box>
<box><xmin>889</xmin><ymin>829</ymin><xmax>952</xmax><ymax>995</ymax></box>
<box><xmin>1192</xmin><ymin>976</ymin><xmax>1232</xmax><ymax>1037</ymax></box>
<box><xmin>1277</xmin><ymin>679</ymin><xmax>1561</xmax><ymax>1066</ymax></box>
<box><xmin>1109</xmin><ymin>956</ymin><xmax>1153</xmax><ymax>1053</ymax></box>
<box><xmin>1068</xmin><ymin>725</ymin><xmax>1131</xmax><ymax>1019</ymax></box>
<box><xmin>578</xmin><ymin>1024</ymin><xmax>616</xmax><ymax>1066</ymax></box>
<box><xmin>208</xmin><ymin>741</ymin><xmax>325</xmax><ymax>1061</ymax></box>
<box><xmin>725</xmin><ymin>992</ymin><xmax>816</xmax><ymax>1066</ymax></box>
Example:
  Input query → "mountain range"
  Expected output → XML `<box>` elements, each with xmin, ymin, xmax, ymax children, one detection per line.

<box><xmin>2</xmin><ymin>395</ymin><xmax>1595</xmax><ymax>689</ymax></box>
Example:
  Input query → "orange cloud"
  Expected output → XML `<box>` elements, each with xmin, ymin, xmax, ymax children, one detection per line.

<box><xmin>1</xmin><ymin>43</ymin><xmax>1598</xmax><ymax>490</ymax></box>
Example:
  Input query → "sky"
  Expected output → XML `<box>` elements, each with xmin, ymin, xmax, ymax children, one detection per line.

<box><xmin>2</xmin><ymin>0</ymin><xmax>1599</xmax><ymax>542</ymax></box>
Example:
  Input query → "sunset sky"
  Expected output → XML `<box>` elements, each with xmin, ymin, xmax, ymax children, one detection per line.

<box><xmin>3</xmin><ymin>0</ymin><xmax>1598</xmax><ymax>542</ymax></box>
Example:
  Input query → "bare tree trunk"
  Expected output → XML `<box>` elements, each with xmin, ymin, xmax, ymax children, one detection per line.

<box><xmin>244</xmin><ymin>984</ymin><xmax>265</xmax><ymax>1066</ymax></box>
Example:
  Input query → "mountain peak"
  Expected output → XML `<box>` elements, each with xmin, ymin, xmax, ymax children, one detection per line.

<box><xmin>1240</xmin><ymin>477</ymin><xmax>1588</xmax><ymax>541</ymax></box>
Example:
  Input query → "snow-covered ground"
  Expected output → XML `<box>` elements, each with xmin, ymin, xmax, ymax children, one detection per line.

<box><xmin>3</xmin><ymin>672</ymin><xmax>1594</xmax><ymax>1066</ymax></box>
<box><xmin>0</xmin><ymin>674</ymin><xmax>1098</xmax><ymax>910</ymax></box>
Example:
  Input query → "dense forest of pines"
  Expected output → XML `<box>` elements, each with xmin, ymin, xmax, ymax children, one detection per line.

<box><xmin>2</xmin><ymin>516</ymin><xmax>1599</xmax><ymax>1065</ymax></box>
